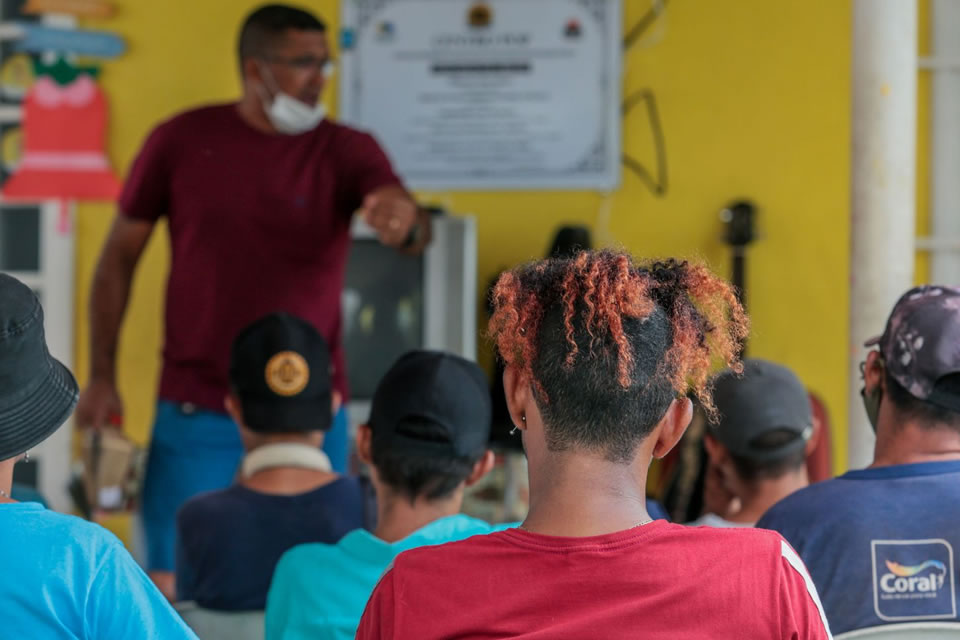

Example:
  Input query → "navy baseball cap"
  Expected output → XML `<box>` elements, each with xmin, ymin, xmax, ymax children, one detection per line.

<box><xmin>865</xmin><ymin>285</ymin><xmax>960</xmax><ymax>412</ymax></box>
<box><xmin>711</xmin><ymin>359</ymin><xmax>813</xmax><ymax>462</ymax></box>
<box><xmin>229</xmin><ymin>313</ymin><xmax>333</xmax><ymax>433</ymax></box>
<box><xmin>369</xmin><ymin>350</ymin><xmax>491</xmax><ymax>458</ymax></box>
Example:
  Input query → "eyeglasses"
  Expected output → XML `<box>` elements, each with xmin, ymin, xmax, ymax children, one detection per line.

<box><xmin>261</xmin><ymin>55</ymin><xmax>336</xmax><ymax>76</ymax></box>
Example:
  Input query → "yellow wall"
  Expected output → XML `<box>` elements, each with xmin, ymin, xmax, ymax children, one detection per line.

<box><xmin>75</xmin><ymin>0</ymin><xmax>897</xmax><ymax>476</ymax></box>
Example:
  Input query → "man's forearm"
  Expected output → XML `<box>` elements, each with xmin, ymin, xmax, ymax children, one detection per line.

<box><xmin>88</xmin><ymin>252</ymin><xmax>136</xmax><ymax>384</ymax></box>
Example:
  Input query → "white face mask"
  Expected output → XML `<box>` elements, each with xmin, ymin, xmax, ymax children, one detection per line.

<box><xmin>266</xmin><ymin>93</ymin><xmax>326</xmax><ymax>134</ymax></box>
<box><xmin>257</xmin><ymin>63</ymin><xmax>326</xmax><ymax>135</ymax></box>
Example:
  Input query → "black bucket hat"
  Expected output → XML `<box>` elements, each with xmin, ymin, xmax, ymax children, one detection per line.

<box><xmin>0</xmin><ymin>273</ymin><xmax>78</xmax><ymax>460</ymax></box>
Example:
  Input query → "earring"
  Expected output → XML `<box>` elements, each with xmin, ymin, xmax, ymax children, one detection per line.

<box><xmin>510</xmin><ymin>426</ymin><xmax>519</xmax><ymax>436</ymax></box>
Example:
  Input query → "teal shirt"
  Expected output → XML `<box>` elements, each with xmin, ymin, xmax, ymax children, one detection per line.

<box><xmin>0</xmin><ymin>503</ymin><xmax>198</xmax><ymax>639</ymax></box>
<box><xmin>265</xmin><ymin>514</ymin><xmax>513</xmax><ymax>640</ymax></box>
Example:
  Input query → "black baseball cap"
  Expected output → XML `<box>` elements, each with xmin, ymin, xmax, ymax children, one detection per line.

<box><xmin>710</xmin><ymin>359</ymin><xmax>813</xmax><ymax>462</ymax></box>
<box><xmin>0</xmin><ymin>274</ymin><xmax>78</xmax><ymax>460</ymax></box>
<box><xmin>229</xmin><ymin>312</ymin><xmax>333</xmax><ymax>433</ymax></box>
<box><xmin>369</xmin><ymin>350</ymin><xmax>491</xmax><ymax>458</ymax></box>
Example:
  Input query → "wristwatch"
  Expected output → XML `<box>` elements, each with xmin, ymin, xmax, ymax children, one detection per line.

<box><xmin>403</xmin><ymin>219</ymin><xmax>422</xmax><ymax>249</ymax></box>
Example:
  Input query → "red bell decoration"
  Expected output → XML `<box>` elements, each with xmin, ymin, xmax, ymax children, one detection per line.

<box><xmin>3</xmin><ymin>73</ymin><xmax>120</xmax><ymax>200</ymax></box>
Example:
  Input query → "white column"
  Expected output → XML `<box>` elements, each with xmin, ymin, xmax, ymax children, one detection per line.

<box><xmin>849</xmin><ymin>0</ymin><xmax>917</xmax><ymax>469</ymax></box>
<box><xmin>930</xmin><ymin>0</ymin><xmax>960</xmax><ymax>283</ymax></box>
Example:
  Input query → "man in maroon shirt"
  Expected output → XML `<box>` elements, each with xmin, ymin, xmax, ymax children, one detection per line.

<box><xmin>357</xmin><ymin>252</ymin><xmax>831</xmax><ymax>639</ymax></box>
<box><xmin>76</xmin><ymin>4</ymin><xmax>427</xmax><ymax>598</ymax></box>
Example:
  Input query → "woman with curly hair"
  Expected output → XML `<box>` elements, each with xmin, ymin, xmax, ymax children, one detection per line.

<box><xmin>357</xmin><ymin>250</ymin><xmax>831</xmax><ymax>639</ymax></box>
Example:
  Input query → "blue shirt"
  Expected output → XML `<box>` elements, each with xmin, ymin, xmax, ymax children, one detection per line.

<box><xmin>265</xmin><ymin>514</ymin><xmax>513</xmax><ymax>640</ymax></box>
<box><xmin>0</xmin><ymin>502</ymin><xmax>197</xmax><ymax>639</ymax></box>
<box><xmin>176</xmin><ymin>477</ymin><xmax>368</xmax><ymax>611</ymax></box>
<box><xmin>758</xmin><ymin>460</ymin><xmax>960</xmax><ymax>634</ymax></box>
<box><xmin>646</xmin><ymin>498</ymin><xmax>669</xmax><ymax>521</ymax></box>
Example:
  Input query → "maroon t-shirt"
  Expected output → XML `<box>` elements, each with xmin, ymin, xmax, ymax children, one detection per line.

<box><xmin>119</xmin><ymin>104</ymin><xmax>402</xmax><ymax>410</ymax></box>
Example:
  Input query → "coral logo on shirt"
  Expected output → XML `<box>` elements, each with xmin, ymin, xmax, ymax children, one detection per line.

<box><xmin>872</xmin><ymin>539</ymin><xmax>956</xmax><ymax>622</ymax></box>
<box><xmin>881</xmin><ymin>560</ymin><xmax>947</xmax><ymax>593</ymax></box>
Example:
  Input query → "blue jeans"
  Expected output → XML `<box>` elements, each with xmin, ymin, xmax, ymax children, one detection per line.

<box><xmin>140</xmin><ymin>401</ymin><xmax>349</xmax><ymax>571</ymax></box>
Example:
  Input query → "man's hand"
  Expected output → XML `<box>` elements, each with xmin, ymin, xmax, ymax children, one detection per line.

<box><xmin>359</xmin><ymin>187</ymin><xmax>418</xmax><ymax>248</ymax></box>
<box><xmin>75</xmin><ymin>378</ymin><xmax>124</xmax><ymax>431</ymax></box>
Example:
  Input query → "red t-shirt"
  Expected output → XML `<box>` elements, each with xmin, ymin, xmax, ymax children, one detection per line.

<box><xmin>356</xmin><ymin>521</ymin><xmax>833</xmax><ymax>639</ymax></box>
<box><xmin>119</xmin><ymin>105</ymin><xmax>402</xmax><ymax>409</ymax></box>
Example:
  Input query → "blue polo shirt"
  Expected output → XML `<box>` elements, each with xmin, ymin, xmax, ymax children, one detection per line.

<box><xmin>758</xmin><ymin>460</ymin><xmax>960</xmax><ymax>635</ymax></box>
<box><xmin>0</xmin><ymin>502</ymin><xmax>197</xmax><ymax>639</ymax></box>
<box><xmin>265</xmin><ymin>514</ymin><xmax>513</xmax><ymax>640</ymax></box>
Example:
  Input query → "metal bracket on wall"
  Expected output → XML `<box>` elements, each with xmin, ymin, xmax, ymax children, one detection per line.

<box><xmin>919</xmin><ymin>57</ymin><xmax>960</xmax><ymax>70</ymax></box>
<box><xmin>916</xmin><ymin>236</ymin><xmax>960</xmax><ymax>252</ymax></box>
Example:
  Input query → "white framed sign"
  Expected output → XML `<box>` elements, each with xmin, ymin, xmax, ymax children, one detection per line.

<box><xmin>340</xmin><ymin>0</ymin><xmax>622</xmax><ymax>190</ymax></box>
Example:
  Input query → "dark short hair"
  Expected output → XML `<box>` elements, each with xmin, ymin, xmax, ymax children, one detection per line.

<box><xmin>370</xmin><ymin>417</ymin><xmax>483</xmax><ymax>504</ymax></box>
<box><xmin>885</xmin><ymin>370</ymin><xmax>960</xmax><ymax>430</ymax></box>
<box><xmin>729</xmin><ymin>428</ymin><xmax>807</xmax><ymax>482</ymax></box>
<box><xmin>533</xmin><ymin>302</ymin><xmax>677</xmax><ymax>461</ymax></box>
<box><xmin>238</xmin><ymin>4</ymin><xmax>327</xmax><ymax>61</ymax></box>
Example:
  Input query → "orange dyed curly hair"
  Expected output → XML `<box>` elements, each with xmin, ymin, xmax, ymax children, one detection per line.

<box><xmin>489</xmin><ymin>250</ymin><xmax>749</xmax><ymax>422</ymax></box>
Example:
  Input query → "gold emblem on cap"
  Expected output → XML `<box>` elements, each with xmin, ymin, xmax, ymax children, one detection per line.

<box><xmin>468</xmin><ymin>2</ymin><xmax>492</xmax><ymax>28</ymax></box>
<box><xmin>265</xmin><ymin>351</ymin><xmax>310</xmax><ymax>397</ymax></box>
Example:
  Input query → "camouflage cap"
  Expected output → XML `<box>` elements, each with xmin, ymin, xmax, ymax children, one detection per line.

<box><xmin>865</xmin><ymin>285</ymin><xmax>960</xmax><ymax>408</ymax></box>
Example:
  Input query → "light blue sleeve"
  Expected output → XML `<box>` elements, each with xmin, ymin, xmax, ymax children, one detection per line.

<box><xmin>265</xmin><ymin>551</ymin><xmax>295</xmax><ymax>640</ymax></box>
<box><xmin>86</xmin><ymin>539</ymin><xmax>199</xmax><ymax>640</ymax></box>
